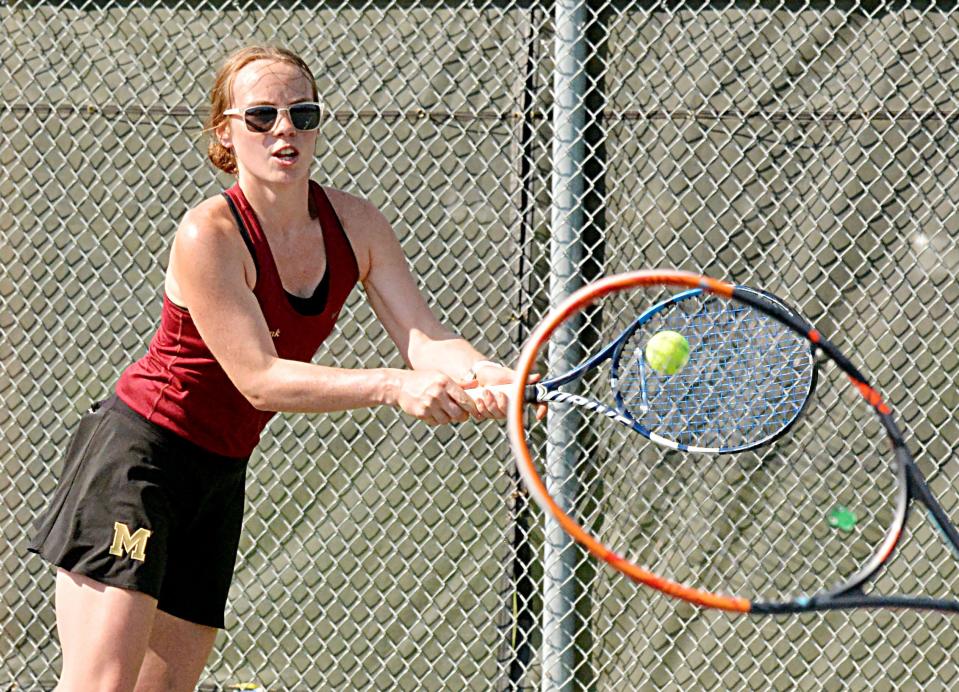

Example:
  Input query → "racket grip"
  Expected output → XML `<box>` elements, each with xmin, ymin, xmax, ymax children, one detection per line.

<box><xmin>465</xmin><ymin>383</ymin><xmax>540</xmax><ymax>403</ymax></box>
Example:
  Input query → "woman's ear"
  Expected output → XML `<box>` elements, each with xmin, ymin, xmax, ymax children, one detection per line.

<box><xmin>217</xmin><ymin>122</ymin><xmax>232</xmax><ymax>149</ymax></box>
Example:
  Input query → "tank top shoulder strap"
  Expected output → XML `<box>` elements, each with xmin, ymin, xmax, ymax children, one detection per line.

<box><xmin>309</xmin><ymin>181</ymin><xmax>360</xmax><ymax>283</ymax></box>
<box><xmin>222</xmin><ymin>186</ymin><xmax>259</xmax><ymax>275</ymax></box>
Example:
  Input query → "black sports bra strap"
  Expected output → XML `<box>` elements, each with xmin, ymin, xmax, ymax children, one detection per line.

<box><xmin>222</xmin><ymin>192</ymin><xmax>260</xmax><ymax>276</ymax></box>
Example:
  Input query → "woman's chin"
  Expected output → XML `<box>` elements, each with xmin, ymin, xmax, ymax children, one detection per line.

<box><xmin>243</xmin><ymin>164</ymin><xmax>311</xmax><ymax>185</ymax></box>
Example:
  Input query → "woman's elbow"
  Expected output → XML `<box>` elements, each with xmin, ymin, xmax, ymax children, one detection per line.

<box><xmin>243</xmin><ymin>389</ymin><xmax>273</xmax><ymax>411</ymax></box>
<box><xmin>235</xmin><ymin>371</ymin><xmax>275</xmax><ymax>411</ymax></box>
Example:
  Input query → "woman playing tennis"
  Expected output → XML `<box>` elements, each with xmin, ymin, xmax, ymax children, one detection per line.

<box><xmin>29</xmin><ymin>45</ymin><xmax>513</xmax><ymax>691</ymax></box>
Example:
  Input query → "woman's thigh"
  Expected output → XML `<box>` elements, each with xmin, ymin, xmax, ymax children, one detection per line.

<box><xmin>55</xmin><ymin>569</ymin><xmax>158</xmax><ymax>692</ymax></box>
<box><xmin>134</xmin><ymin>609</ymin><xmax>218</xmax><ymax>692</ymax></box>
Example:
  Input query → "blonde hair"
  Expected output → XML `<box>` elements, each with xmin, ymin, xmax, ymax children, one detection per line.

<box><xmin>205</xmin><ymin>45</ymin><xmax>319</xmax><ymax>176</ymax></box>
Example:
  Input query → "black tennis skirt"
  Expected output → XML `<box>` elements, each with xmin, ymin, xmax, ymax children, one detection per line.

<box><xmin>28</xmin><ymin>394</ymin><xmax>249</xmax><ymax>628</ymax></box>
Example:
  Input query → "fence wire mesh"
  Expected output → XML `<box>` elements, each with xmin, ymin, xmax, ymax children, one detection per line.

<box><xmin>2</xmin><ymin>0</ymin><xmax>959</xmax><ymax>689</ymax></box>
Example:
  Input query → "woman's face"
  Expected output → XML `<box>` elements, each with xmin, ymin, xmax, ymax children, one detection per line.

<box><xmin>219</xmin><ymin>59</ymin><xmax>318</xmax><ymax>186</ymax></box>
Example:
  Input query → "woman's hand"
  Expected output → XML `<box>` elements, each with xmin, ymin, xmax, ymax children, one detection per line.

<box><xmin>392</xmin><ymin>370</ymin><xmax>479</xmax><ymax>426</ymax></box>
<box><xmin>467</xmin><ymin>363</ymin><xmax>515</xmax><ymax>420</ymax></box>
<box><xmin>467</xmin><ymin>364</ymin><xmax>549</xmax><ymax>422</ymax></box>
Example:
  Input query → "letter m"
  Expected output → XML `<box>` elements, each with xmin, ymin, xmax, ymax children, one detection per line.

<box><xmin>109</xmin><ymin>522</ymin><xmax>152</xmax><ymax>562</ymax></box>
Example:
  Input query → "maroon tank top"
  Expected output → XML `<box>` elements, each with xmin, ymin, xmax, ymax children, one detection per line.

<box><xmin>115</xmin><ymin>180</ymin><xmax>359</xmax><ymax>457</ymax></box>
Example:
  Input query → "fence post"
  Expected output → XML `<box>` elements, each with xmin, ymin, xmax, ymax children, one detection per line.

<box><xmin>544</xmin><ymin>0</ymin><xmax>588</xmax><ymax>688</ymax></box>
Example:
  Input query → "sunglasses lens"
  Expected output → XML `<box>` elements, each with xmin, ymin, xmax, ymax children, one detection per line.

<box><xmin>244</xmin><ymin>106</ymin><xmax>278</xmax><ymax>133</ymax></box>
<box><xmin>290</xmin><ymin>104</ymin><xmax>322</xmax><ymax>130</ymax></box>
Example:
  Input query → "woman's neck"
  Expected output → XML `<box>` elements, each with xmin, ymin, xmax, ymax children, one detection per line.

<box><xmin>236</xmin><ymin>172</ymin><xmax>313</xmax><ymax>235</ymax></box>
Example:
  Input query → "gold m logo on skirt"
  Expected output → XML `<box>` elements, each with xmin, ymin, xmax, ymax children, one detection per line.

<box><xmin>109</xmin><ymin>522</ymin><xmax>152</xmax><ymax>562</ymax></box>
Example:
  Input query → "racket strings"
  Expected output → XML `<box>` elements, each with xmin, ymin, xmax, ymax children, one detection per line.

<box><xmin>615</xmin><ymin>296</ymin><xmax>813</xmax><ymax>450</ymax></box>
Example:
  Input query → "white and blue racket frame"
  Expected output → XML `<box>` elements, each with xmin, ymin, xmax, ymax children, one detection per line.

<box><xmin>507</xmin><ymin>286</ymin><xmax>819</xmax><ymax>455</ymax></box>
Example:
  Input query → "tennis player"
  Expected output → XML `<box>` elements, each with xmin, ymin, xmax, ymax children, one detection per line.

<box><xmin>28</xmin><ymin>45</ymin><xmax>513</xmax><ymax>691</ymax></box>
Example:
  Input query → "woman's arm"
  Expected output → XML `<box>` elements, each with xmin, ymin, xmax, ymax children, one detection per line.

<box><xmin>171</xmin><ymin>201</ymin><xmax>489</xmax><ymax>425</ymax></box>
<box><xmin>344</xmin><ymin>195</ymin><xmax>514</xmax><ymax>419</ymax></box>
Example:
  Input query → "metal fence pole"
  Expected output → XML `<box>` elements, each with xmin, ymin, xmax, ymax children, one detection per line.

<box><xmin>543</xmin><ymin>0</ymin><xmax>588</xmax><ymax>688</ymax></box>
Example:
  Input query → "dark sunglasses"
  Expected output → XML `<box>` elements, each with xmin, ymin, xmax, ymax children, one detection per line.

<box><xmin>222</xmin><ymin>102</ymin><xmax>323</xmax><ymax>133</ymax></box>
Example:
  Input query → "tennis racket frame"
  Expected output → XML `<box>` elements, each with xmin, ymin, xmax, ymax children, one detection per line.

<box><xmin>506</xmin><ymin>270</ymin><xmax>959</xmax><ymax>614</ymax></box>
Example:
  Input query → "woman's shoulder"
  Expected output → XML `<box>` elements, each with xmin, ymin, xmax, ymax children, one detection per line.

<box><xmin>171</xmin><ymin>194</ymin><xmax>245</xmax><ymax>253</ymax></box>
<box><xmin>321</xmin><ymin>186</ymin><xmax>388</xmax><ymax>231</ymax></box>
<box><xmin>182</xmin><ymin>193</ymin><xmax>236</xmax><ymax>232</ymax></box>
<box><xmin>170</xmin><ymin>193</ymin><xmax>249</xmax><ymax>263</ymax></box>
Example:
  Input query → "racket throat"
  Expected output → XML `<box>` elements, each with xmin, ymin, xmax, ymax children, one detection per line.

<box><xmin>538</xmin><ymin>389</ymin><xmax>636</xmax><ymax>428</ymax></box>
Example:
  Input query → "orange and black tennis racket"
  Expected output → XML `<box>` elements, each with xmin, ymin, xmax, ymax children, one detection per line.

<box><xmin>481</xmin><ymin>270</ymin><xmax>959</xmax><ymax>614</ymax></box>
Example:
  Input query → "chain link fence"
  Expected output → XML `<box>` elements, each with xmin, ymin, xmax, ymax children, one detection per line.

<box><xmin>3</xmin><ymin>0</ymin><xmax>959</xmax><ymax>689</ymax></box>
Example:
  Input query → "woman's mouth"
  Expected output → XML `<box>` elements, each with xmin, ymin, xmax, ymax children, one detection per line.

<box><xmin>272</xmin><ymin>146</ymin><xmax>299</xmax><ymax>165</ymax></box>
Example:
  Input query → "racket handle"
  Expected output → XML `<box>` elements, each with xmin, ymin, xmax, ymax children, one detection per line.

<box><xmin>465</xmin><ymin>383</ymin><xmax>540</xmax><ymax>403</ymax></box>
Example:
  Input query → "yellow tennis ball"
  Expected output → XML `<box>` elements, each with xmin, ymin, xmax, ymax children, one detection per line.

<box><xmin>645</xmin><ymin>330</ymin><xmax>690</xmax><ymax>375</ymax></box>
